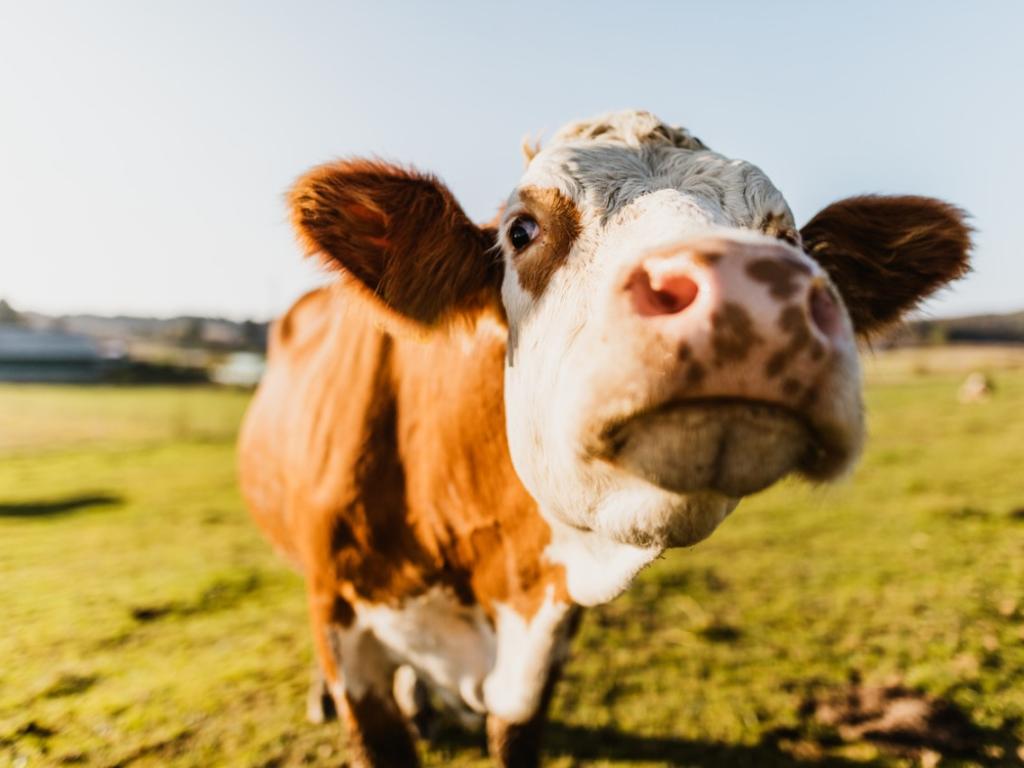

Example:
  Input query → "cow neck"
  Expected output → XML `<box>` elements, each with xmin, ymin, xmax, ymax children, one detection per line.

<box><xmin>390</xmin><ymin>312</ymin><xmax>666</xmax><ymax>612</ymax></box>
<box><xmin>390</xmin><ymin>314</ymin><xmax>569</xmax><ymax>619</ymax></box>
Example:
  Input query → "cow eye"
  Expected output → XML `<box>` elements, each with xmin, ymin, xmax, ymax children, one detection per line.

<box><xmin>508</xmin><ymin>216</ymin><xmax>540</xmax><ymax>252</ymax></box>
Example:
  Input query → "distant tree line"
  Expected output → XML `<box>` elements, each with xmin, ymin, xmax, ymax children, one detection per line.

<box><xmin>0</xmin><ymin>299</ymin><xmax>24</xmax><ymax>326</ymax></box>
<box><xmin>0</xmin><ymin>298</ymin><xmax>269</xmax><ymax>353</ymax></box>
<box><xmin>894</xmin><ymin>311</ymin><xmax>1024</xmax><ymax>346</ymax></box>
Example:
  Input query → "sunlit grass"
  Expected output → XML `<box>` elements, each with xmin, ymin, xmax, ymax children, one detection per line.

<box><xmin>2</xmin><ymin>347</ymin><xmax>1023</xmax><ymax>766</ymax></box>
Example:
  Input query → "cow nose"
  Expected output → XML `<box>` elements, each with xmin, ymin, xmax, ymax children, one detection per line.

<box><xmin>628</xmin><ymin>240</ymin><xmax>845</xmax><ymax>339</ymax></box>
<box><xmin>623</xmin><ymin>237</ymin><xmax>851</xmax><ymax>403</ymax></box>
<box><xmin>629</xmin><ymin>262</ymin><xmax>700</xmax><ymax>316</ymax></box>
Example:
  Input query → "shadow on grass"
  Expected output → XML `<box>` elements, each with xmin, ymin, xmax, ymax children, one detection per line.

<box><xmin>130</xmin><ymin>571</ymin><xmax>264</xmax><ymax>623</ymax></box>
<box><xmin>426</xmin><ymin>722</ymin><xmax>886</xmax><ymax>767</ymax></box>
<box><xmin>540</xmin><ymin>723</ymin><xmax>886</xmax><ymax>767</ymax></box>
<box><xmin>530</xmin><ymin>712</ymin><xmax>1019</xmax><ymax>767</ymax></box>
<box><xmin>0</xmin><ymin>492</ymin><xmax>123</xmax><ymax>518</ymax></box>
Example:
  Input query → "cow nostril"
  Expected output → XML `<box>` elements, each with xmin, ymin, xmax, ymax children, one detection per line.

<box><xmin>809</xmin><ymin>281</ymin><xmax>841</xmax><ymax>337</ymax></box>
<box><xmin>631</xmin><ymin>269</ymin><xmax>699</xmax><ymax>317</ymax></box>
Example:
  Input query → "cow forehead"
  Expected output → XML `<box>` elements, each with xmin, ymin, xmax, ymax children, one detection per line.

<box><xmin>512</xmin><ymin>111</ymin><xmax>794</xmax><ymax>231</ymax></box>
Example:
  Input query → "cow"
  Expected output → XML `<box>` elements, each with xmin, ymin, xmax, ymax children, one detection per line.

<box><xmin>238</xmin><ymin>110</ymin><xmax>970</xmax><ymax>767</ymax></box>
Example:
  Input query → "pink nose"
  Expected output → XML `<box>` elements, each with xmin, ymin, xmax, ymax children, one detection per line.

<box><xmin>629</xmin><ymin>246</ymin><xmax>842</xmax><ymax>338</ymax></box>
<box><xmin>625</xmin><ymin>237</ymin><xmax>850</xmax><ymax>402</ymax></box>
<box><xmin>630</xmin><ymin>269</ymin><xmax>701</xmax><ymax>317</ymax></box>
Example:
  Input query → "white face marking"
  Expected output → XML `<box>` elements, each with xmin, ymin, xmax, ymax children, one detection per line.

<box><xmin>542</xmin><ymin>488</ymin><xmax>742</xmax><ymax>605</ymax></box>
<box><xmin>497</xmin><ymin>111</ymin><xmax>865</xmax><ymax>601</ymax></box>
<box><xmin>543</xmin><ymin>516</ymin><xmax>662</xmax><ymax>606</ymax></box>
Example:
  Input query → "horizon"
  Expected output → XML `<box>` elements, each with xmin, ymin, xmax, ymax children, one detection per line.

<box><xmin>2</xmin><ymin>2</ymin><xmax>1022</xmax><ymax>322</ymax></box>
<box><xmin>2</xmin><ymin>294</ymin><xmax>1023</xmax><ymax>326</ymax></box>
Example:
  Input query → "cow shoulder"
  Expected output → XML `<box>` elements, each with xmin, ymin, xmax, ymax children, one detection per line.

<box><xmin>243</xmin><ymin>289</ymin><xmax>568</xmax><ymax>622</ymax></box>
<box><xmin>266</xmin><ymin>285</ymin><xmax>339</xmax><ymax>362</ymax></box>
<box><xmin>240</xmin><ymin>285</ymin><xmax>396</xmax><ymax>572</ymax></box>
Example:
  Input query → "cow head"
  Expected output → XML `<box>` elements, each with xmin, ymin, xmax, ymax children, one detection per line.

<box><xmin>289</xmin><ymin>110</ymin><xmax>970</xmax><ymax>597</ymax></box>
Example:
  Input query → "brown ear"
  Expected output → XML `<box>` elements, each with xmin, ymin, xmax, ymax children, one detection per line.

<box><xmin>800</xmin><ymin>195</ymin><xmax>971</xmax><ymax>334</ymax></box>
<box><xmin>289</xmin><ymin>159</ymin><xmax>501</xmax><ymax>326</ymax></box>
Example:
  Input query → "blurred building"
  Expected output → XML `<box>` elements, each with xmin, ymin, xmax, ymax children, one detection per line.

<box><xmin>211</xmin><ymin>351</ymin><xmax>265</xmax><ymax>387</ymax></box>
<box><xmin>0</xmin><ymin>326</ymin><xmax>114</xmax><ymax>382</ymax></box>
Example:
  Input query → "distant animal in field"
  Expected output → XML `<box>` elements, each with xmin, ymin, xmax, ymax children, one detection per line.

<box><xmin>238</xmin><ymin>110</ymin><xmax>971</xmax><ymax>767</ymax></box>
<box><xmin>958</xmin><ymin>371</ymin><xmax>994</xmax><ymax>403</ymax></box>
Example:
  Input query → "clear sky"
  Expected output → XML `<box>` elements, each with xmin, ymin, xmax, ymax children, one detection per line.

<box><xmin>1</xmin><ymin>1</ymin><xmax>1022</xmax><ymax>321</ymax></box>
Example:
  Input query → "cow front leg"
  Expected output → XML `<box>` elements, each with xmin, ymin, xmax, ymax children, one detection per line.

<box><xmin>485</xmin><ymin>604</ymin><xmax>581</xmax><ymax>768</ymax></box>
<box><xmin>487</xmin><ymin>712</ymin><xmax>545</xmax><ymax>768</ymax></box>
<box><xmin>309</xmin><ymin>593</ymin><xmax>420</xmax><ymax>768</ymax></box>
<box><xmin>342</xmin><ymin>684</ymin><xmax>420</xmax><ymax>768</ymax></box>
<box><xmin>486</xmin><ymin>658</ymin><xmax>563</xmax><ymax>768</ymax></box>
<box><xmin>331</xmin><ymin>628</ymin><xmax>419</xmax><ymax>768</ymax></box>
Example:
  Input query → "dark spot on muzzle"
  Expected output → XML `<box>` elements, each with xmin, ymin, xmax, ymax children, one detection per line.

<box><xmin>711</xmin><ymin>302</ymin><xmax>762</xmax><ymax>366</ymax></box>
<box><xmin>746</xmin><ymin>257</ymin><xmax>812</xmax><ymax>300</ymax></box>
<box><xmin>765</xmin><ymin>304</ymin><xmax>813</xmax><ymax>379</ymax></box>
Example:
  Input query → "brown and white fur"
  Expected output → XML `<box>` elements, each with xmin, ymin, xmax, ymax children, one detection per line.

<box><xmin>238</xmin><ymin>110</ymin><xmax>970</xmax><ymax>767</ymax></box>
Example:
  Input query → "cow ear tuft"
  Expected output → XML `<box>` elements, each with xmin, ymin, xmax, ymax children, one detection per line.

<box><xmin>289</xmin><ymin>159</ymin><xmax>502</xmax><ymax>327</ymax></box>
<box><xmin>799</xmin><ymin>195</ymin><xmax>972</xmax><ymax>335</ymax></box>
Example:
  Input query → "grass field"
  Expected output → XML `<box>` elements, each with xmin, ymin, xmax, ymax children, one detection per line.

<box><xmin>3</xmin><ymin>346</ymin><xmax>1024</xmax><ymax>767</ymax></box>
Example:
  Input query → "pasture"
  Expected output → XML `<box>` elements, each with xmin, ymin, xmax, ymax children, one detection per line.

<box><xmin>2</xmin><ymin>346</ymin><xmax>1024</xmax><ymax>767</ymax></box>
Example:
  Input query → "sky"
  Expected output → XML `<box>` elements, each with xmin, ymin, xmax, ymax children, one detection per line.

<box><xmin>1</xmin><ymin>1</ymin><xmax>1022</xmax><ymax>321</ymax></box>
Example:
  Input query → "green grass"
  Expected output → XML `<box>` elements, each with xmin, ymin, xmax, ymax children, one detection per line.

<box><xmin>2</xmin><ymin>349</ymin><xmax>1024</xmax><ymax>767</ymax></box>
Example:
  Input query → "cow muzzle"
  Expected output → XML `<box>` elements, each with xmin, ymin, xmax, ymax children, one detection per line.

<box><xmin>588</xmin><ymin>234</ymin><xmax>861</xmax><ymax>497</ymax></box>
